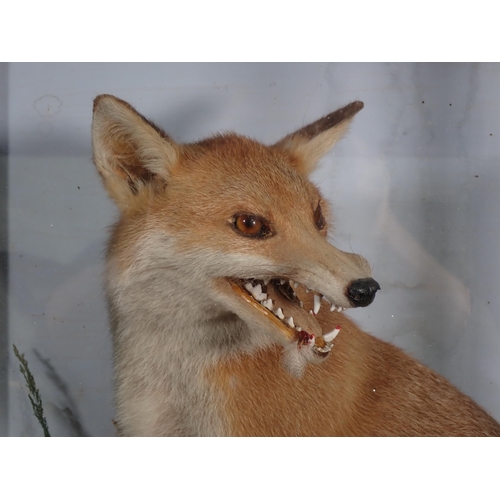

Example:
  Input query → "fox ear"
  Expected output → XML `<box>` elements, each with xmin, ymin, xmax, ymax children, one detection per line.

<box><xmin>274</xmin><ymin>101</ymin><xmax>364</xmax><ymax>175</ymax></box>
<box><xmin>92</xmin><ymin>94</ymin><xmax>179</xmax><ymax>210</ymax></box>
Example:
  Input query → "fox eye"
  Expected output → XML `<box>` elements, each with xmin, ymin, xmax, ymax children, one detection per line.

<box><xmin>233</xmin><ymin>214</ymin><xmax>271</xmax><ymax>238</ymax></box>
<box><xmin>314</xmin><ymin>203</ymin><xmax>326</xmax><ymax>230</ymax></box>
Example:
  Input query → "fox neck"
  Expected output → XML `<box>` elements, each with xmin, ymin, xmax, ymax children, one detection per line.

<box><xmin>105</xmin><ymin>249</ymin><xmax>281</xmax><ymax>435</ymax></box>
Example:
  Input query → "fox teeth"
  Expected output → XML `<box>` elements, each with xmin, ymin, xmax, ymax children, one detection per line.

<box><xmin>313</xmin><ymin>294</ymin><xmax>321</xmax><ymax>315</ymax></box>
<box><xmin>246</xmin><ymin>283</ymin><xmax>266</xmax><ymax>301</ymax></box>
<box><xmin>243</xmin><ymin>279</ymin><xmax>346</xmax><ymax>326</ymax></box>
<box><xmin>262</xmin><ymin>298</ymin><xmax>274</xmax><ymax>310</ymax></box>
<box><xmin>296</xmin><ymin>326</ymin><xmax>302</xmax><ymax>332</ymax></box>
<box><xmin>323</xmin><ymin>327</ymin><xmax>340</xmax><ymax>343</ymax></box>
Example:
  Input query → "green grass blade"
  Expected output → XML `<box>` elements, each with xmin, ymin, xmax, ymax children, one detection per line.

<box><xmin>12</xmin><ymin>344</ymin><xmax>51</xmax><ymax>437</ymax></box>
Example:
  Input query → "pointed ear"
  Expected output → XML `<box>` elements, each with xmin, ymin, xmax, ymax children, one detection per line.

<box><xmin>274</xmin><ymin>101</ymin><xmax>364</xmax><ymax>175</ymax></box>
<box><xmin>92</xmin><ymin>94</ymin><xmax>179</xmax><ymax>210</ymax></box>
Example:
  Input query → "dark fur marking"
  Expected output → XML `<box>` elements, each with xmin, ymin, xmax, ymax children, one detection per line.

<box><xmin>295</xmin><ymin>101</ymin><xmax>364</xmax><ymax>139</ymax></box>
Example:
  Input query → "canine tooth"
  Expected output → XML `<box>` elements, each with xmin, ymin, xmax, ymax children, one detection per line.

<box><xmin>287</xmin><ymin>317</ymin><xmax>295</xmax><ymax>328</ymax></box>
<box><xmin>275</xmin><ymin>308</ymin><xmax>285</xmax><ymax>320</ymax></box>
<box><xmin>330</xmin><ymin>304</ymin><xmax>336</xmax><ymax>312</ymax></box>
<box><xmin>313</xmin><ymin>295</ymin><xmax>321</xmax><ymax>315</ymax></box>
<box><xmin>323</xmin><ymin>327</ymin><xmax>340</xmax><ymax>343</ymax></box>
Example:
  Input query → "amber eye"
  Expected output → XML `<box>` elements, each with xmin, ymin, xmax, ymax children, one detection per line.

<box><xmin>314</xmin><ymin>203</ymin><xmax>326</xmax><ymax>230</ymax></box>
<box><xmin>233</xmin><ymin>214</ymin><xmax>270</xmax><ymax>238</ymax></box>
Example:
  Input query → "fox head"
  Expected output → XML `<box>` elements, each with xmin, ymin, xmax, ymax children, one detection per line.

<box><xmin>92</xmin><ymin>95</ymin><xmax>379</xmax><ymax>374</ymax></box>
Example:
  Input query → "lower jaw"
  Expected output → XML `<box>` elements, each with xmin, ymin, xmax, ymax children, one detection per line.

<box><xmin>228</xmin><ymin>278</ymin><xmax>342</xmax><ymax>358</ymax></box>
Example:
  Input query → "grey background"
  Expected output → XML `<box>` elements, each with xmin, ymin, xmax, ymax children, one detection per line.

<box><xmin>2</xmin><ymin>63</ymin><xmax>500</xmax><ymax>436</ymax></box>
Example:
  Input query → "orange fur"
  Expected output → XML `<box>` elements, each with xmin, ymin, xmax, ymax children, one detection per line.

<box><xmin>210</xmin><ymin>306</ymin><xmax>500</xmax><ymax>436</ymax></box>
<box><xmin>92</xmin><ymin>95</ymin><xmax>500</xmax><ymax>436</ymax></box>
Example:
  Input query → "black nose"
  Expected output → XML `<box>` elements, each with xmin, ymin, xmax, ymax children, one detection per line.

<box><xmin>346</xmin><ymin>278</ymin><xmax>380</xmax><ymax>307</ymax></box>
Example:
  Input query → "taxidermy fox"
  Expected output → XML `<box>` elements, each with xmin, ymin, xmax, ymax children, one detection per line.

<box><xmin>92</xmin><ymin>94</ymin><xmax>500</xmax><ymax>436</ymax></box>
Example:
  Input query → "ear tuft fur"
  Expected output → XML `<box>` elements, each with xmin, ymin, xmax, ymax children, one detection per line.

<box><xmin>92</xmin><ymin>94</ymin><xmax>179</xmax><ymax>210</ymax></box>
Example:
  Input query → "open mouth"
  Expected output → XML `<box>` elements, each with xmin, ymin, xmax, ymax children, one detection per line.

<box><xmin>229</xmin><ymin>277</ymin><xmax>344</xmax><ymax>357</ymax></box>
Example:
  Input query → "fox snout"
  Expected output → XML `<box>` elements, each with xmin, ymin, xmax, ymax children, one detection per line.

<box><xmin>346</xmin><ymin>278</ymin><xmax>381</xmax><ymax>307</ymax></box>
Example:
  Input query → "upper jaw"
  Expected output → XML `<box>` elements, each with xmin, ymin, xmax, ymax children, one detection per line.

<box><xmin>228</xmin><ymin>276</ymin><xmax>345</xmax><ymax>358</ymax></box>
